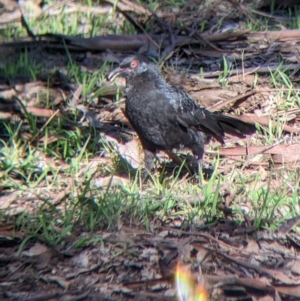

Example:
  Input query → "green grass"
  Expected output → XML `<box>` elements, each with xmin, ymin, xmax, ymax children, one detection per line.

<box><xmin>0</xmin><ymin>48</ymin><xmax>42</xmax><ymax>81</ymax></box>
<box><xmin>1</xmin><ymin>119</ymin><xmax>299</xmax><ymax>248</ymax></box>
<box><xmin>0</xmin><ymin>0</ymin><xmax>137</xmax><ymax>40</ymax></box>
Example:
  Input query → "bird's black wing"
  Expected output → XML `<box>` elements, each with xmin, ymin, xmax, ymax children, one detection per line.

<box><xmin>167</xmin><ymin>87</ymin><xmax>226</xmax><ymax>143</ymax></box>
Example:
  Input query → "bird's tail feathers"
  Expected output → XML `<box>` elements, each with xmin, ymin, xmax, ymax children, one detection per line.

<box><xmin>213</xmin><ymin>114</ymin><xmax>256</xmax><ymax>138</ymax></box>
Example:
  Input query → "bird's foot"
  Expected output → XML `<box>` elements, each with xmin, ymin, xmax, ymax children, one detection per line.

<box><xmin>140</xmin><ymin>168</ymin><xmax>151</xmax><ymax>184</ymax></box>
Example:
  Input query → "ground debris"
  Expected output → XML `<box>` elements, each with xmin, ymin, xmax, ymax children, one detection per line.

<box><xmin>1</xmin><ymin>222</ymin><xmax>300</xmax><ymax>300</ymax></box>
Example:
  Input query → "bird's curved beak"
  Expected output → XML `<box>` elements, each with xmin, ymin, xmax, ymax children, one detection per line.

<box><xmin>107</xmin><ymin>67</ymin><xmax>126</xmax><ymax>82</ymax></box>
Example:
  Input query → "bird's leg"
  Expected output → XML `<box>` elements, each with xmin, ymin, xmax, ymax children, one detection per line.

<box><xmin>165</xmin><ymin>150</ymin><xmax>183</xmax><ymax>166</ymax></box>
<box><xmin>165</xmin><ymin>150</ymin><xmax>194</xmax><ymax>174</ymax></box>
<box><xmin>191</xmin><ymin>146</ymin><xmax>204</xmax><ymax>183</ymax></box>
<box><xmin>165</xmin><ymin>150</ymin><xmax>204</xmax><ymax>177</ymax></box>
<box><xmin>141</xmin><ymin>148</ymin><xmax>155</xmax><ymax>182</ymax></box>
<box><xmin>195</xmin><ymin>158</ymin><xmax>204</xmax><ymax>185</ymax></box>
<box><xmin>144</xmin><ymin>149</ymin><xmax>155</xmax><ymax>171</ymax></box>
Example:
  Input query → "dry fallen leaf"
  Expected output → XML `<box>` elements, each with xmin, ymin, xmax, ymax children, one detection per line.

<box><xmin>93</xmin><ymin>175</ymin><xmax>128</xmax><ymax>188</ymax></box>
<box><xmin>22</xmin><ymin>243</ymin><xmax>48</xmax><ymax>257</ymax></box>
<box><xmin>117</xmin><ymin>138</ymin><xmax>141</xmax><ymax>169</ymax></box>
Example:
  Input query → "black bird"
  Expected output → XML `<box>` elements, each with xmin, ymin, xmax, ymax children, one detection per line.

<box><xmin>107</xmin><ymin>55</ymin><xmax>255</xmax><ymax>172</ymax></box>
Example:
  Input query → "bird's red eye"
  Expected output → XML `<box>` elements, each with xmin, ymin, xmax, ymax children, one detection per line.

<box><xmin>130</xmin><ymin>60</ymin><xmax>139</xmax><ymax>68</ymax></box>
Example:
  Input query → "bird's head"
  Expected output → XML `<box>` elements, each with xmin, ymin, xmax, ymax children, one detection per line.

<box><xmin>107</xmin><ymin>55</ymin><xmax>154</xmax><ymax>82</ymax></box>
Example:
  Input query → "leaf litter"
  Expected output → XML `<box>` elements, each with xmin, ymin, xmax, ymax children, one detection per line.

<box><xmin>1</xmin><ymin>0</ymin><xmax>300</xmax><ymax>300</ymax></box>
